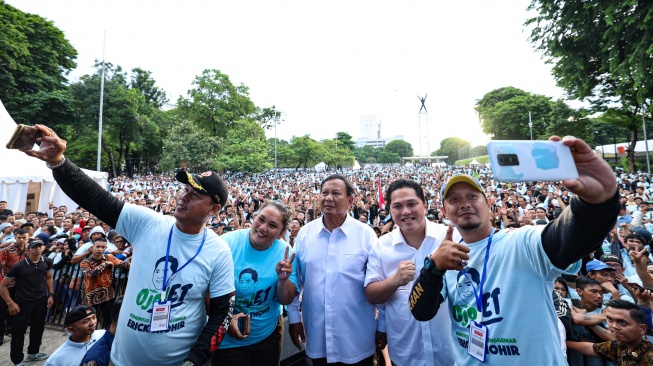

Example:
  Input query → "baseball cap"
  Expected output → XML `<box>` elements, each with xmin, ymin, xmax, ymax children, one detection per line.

<box><xmin>0</xmin><ymin>223</ymin><xmax>12</xmax><ymax>231</ymax></box>
<box><xmin>64</xmin><ymin>305</ymin><xmax>96</xmax><ymax>326</ymax></box>
<box><xmin>20</xmin><ymin>222</ymin><xmax>35</xmax><ymax>229</ymax></box>
<box><xmin>175</xmin><ymin>170</ymin><xmax>228</xmax><ymax>206</ymax></box>
<box><xmin>586</xmin><ymin>259</ymin><xmax>616</xmax><ymax>272</ymax></box>
<box><xmin>440</xmin><ymin>174</ymin><xmax>485</xmax><ymax>201</ymax></box>
<box><xmin>73</xmin><ymin>227</ymin><xmax>83</xmax><ymax>235</ymax></box>
<box><xmin>427</xmin><ymin>214</ymin><xmax>437</xmax><ymax>220</ymax></box>
<box><xmin>28</xmin><ymin>240</ymin><xmax>45</xmax><ymax>249</ymax></box>
<box><xmin>600</xmin><ymin>254</ymin><xmax>622</xmax><ymax>266</ymax></box>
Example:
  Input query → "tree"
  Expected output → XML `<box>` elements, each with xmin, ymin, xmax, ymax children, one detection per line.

<box><xmin>435</xmin><ymin>137</ymin><xmax>470</xmax><ymax>164</ymax></box>
<box><xmin>475</xmin><ymin>87</ymin><xmax>585</xmax><ymax>141</ymax></box>
<box><xmin>159</xmin><ymin>120</ymin><xmax>223</xmax><ymax>172</ymax></box>
<box><xmin>527</xmin><ymin>0</ymin><xmax>653</xmax><ymax>172</ymax></box>
<box><xmin>0</xmin><ymin>2</ymin><xmax>77</xmax><ymax>129</ymax></box>
<box><xmin>335</xmin><ymin>132</ymin><xmax>355</xmax><ymax>151</ymax></box>
<box><xmin>130</xmin><ymin>67</ymin><xmax>167</xmax><ymax>108</ymax></box>
<box><xmin>384</xmin><ymin>140</ymin><xmax>413</xmax><ymax>158</ymax></box>
<box><xmin>253</xmin><ymin>106</ymin><xmax>282</xmax><ymax>130</ymax></box>
<box><xmin>354</xmin><ymin>145</ymin><xmax>377</xmax><ymax>164</ymax></box>
<box><xmin>177</xmin><ymin>69</ymin><xmax>256</xmax><ymax>137</ymax></box>
<box><xmin>288</xmin><ymin>135</ymin><xmax>322</xmax><ymax>169</ymax></box>
<box><xmin>219</xmin><ymin>119</ymin><xmax>271</xmax><ymax>173</ymax></box>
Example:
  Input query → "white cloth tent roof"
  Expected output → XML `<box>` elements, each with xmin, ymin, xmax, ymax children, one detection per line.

<box><xmin>469</xmin><ymin>159</ymin><xmax>480</xmax><ymax>165</ymax></box>
<box><xmin>314</xmin><ymin>162</ymin><xmax>327</xmax><ymax>172</ymax></box>
<box><xmin>0</xmin><ymin>99</ymin><xmax>108</xmax><ymax>213</ymax></box>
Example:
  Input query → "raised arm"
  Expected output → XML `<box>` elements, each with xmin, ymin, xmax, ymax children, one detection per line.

<box><xmin>21</xmin><ymin>125</ymin><xmax>124</xmax><ymax>228</ymax></box>
<box><xmin>540</xmin><ymin>136</ymin><xmax>619</xmax><ymax>269</ymax></box>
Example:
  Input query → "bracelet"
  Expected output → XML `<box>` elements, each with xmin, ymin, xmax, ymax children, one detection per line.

<box><xmin>46</xmin><ymin>155</ymin><xmax>66</xmax><ymax>169</ymax></box>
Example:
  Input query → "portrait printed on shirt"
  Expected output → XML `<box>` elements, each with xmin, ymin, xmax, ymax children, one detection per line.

<box><xmin>451</xmin><ymin>268</ymin><xmax>521</xmax><ymax>358</ymax></box>
<box><xmin>235</xmin><ymin>268</ymin><xmax>274</xmax><ymax>318</ymax></box>
<box><xmin>126</xmin><ymin>255</ymin><xmax>194</xmax><ymax>333</ymax></box>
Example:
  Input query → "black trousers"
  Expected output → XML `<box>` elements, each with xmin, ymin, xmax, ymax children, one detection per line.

<box><xmin>311</xmin><ymin>355</ymin><xmax>375</xmax><ymax>366</ymax></box>
<box><xmin>10</xmin><ymin>296</ymin><xmax>47</xmax><ymax>364</ymax></box>
<box><xmin>93</xmin><ymin>299</ymin><xmax>115</xmax><ymax>329</ymax></box>
<box><xmin>0</xmin><ymin>286</ymin><xmax>16</xmax><ymax>341</ymax></box>
<box><xmin>212</xmin><ymin>316</ymin><xmax>284</xmax><ymax>366</ymax></box>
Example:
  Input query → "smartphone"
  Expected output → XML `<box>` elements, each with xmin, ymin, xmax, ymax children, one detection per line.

<box><xmin>487</xmin><ymin>140</ymin><xmax>578</xmax><ymax>182</ymax></box>
<box><xmin>237</xmin><ymin>315</ymin><xmax>250</xmax><ymax>335</ymax></box>
<box><xmin>6</xmin><ymin>124</ymin><xmax>42</xmax><ymax>150</ymax></box>
<box><xmin>626</xmin><ymin>282</ymin><xmax>653</xmax><ymax>292</ymax></box>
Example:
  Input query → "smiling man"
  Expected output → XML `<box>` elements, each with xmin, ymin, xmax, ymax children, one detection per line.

<box><xmin>364</xmin><ymin>179</ymin><xmax>454</xmax><ymax>366</ymax></box>
<box><xmin>288</xmin><ymin>174</ymin><xmax>382</xmax><ymax>365</ymax></box>
<box><xmin>567</xmin><ymin>299</ymin><xmax>653</xmax><ymax>364</ymax></box>
<box><xmin>409</xmin><ymin>136</ymin><xmax>620</xmax><ymax>365</ymax></box>
<box><xmin>20</xmin><ymin>125</ymin><xmax>235</xmax><ymax>366</ymax></box>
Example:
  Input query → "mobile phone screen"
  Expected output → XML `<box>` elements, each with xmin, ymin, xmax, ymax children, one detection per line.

<box><xmin>6</xmin><ymin>124</ymin><xmax>42</xmax><ymax>150</ymax></box>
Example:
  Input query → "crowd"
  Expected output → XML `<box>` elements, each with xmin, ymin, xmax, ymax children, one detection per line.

<box><xmin>0</xmin><ymin>127</ymin><xmax>651</xmax><ymax>365</ymax></box>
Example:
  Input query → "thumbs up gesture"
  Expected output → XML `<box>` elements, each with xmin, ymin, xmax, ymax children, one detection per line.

<box><xmin>431</xmin><ymin>225</ymin><xmax>471</xmax><ymax>271</ymax></box>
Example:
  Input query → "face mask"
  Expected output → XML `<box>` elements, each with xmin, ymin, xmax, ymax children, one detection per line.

<box><xmin>73</xmin><ymin>234</ymin><xmax>81</xmax><ymax>240</ymax></box>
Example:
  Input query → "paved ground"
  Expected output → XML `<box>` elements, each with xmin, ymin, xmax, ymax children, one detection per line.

<box><xmin>0</xmin><ymin>324</ymin><xmax>68</xmax><ymax>365</ymax></box>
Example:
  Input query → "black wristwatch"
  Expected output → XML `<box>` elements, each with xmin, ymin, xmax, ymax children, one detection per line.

<box><xmin>424</xmin><ymin>255</ymin><xmax>446</xmax><ymax>276</ymax></box>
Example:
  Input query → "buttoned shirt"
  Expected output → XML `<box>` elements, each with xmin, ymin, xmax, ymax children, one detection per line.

<box><xmin>288</xmin><ymin>215</ymin><xmax>379</xmax><ymax>364</ymax></box>
<box><xmin>365</xmin><ymin>221</ymin><xmax>455</xmax><ymax>366</ymax></box>
<box><xmin>0</xmin><ymin>244</ymin><xmax>27</xmax><ymax>285</ymax></box>
<box><xmin>593</xmin><ymin>338</ymin><xmax>653</xmax><ymax>365</ymax></box>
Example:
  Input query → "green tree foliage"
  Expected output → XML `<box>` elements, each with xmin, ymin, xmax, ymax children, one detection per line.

<box><xmin>159</xmin><ymin>120</ymin><xmax>223</xmax><ymax>172</ymax></box>
<box><xmin>130</xmin><ymin>67</ymin><xmax>167</xmax><ymax>108</ymax></box>
<box><xmin>526</xmin><ymin>1</ymin><xmax>653</xmax><ymax>171</ymax></box>
<box><xmin>0</xmin><ymin>2</ymin><xmax>77</xmax><ymax>128</ymax></box>
<box><xmin>474</xmin><ymin>87</ymin><xmax>589</xmax><ymax>141</ymax></box>
<box><xmin>435</xmin><ymin>137</ymin><xmax>470</xmax><ymax>164</ymax></box>
<box><xmin>177</xmin><ymin>69</ymin><xmax>256</xmax><ymax>137</ymax></box>
<box><xmin>354</xmin><ymin>145</ymin><xmax>377</xmax><ymax>164</ymax></box>
<box><xmin>219</xmin><ymin>119</ymin><xmax>272</xmax><ymax>173</ymax></box>
<box><xmin>335</xmin><ymin>132</ymin><xmax>356</xmax><ymax>151</ymax></box>
<box><xmin>288</xmin><ymin>135</ymin><xmax>322</xmax><ymax>169</ymax></box>
<box><xmin>67</xmin><ymin>64</ymin><xmax>165</xmax><ymax>176</ymax></box>
<box><xmin>385</xmin><ymin>140</ymin><xmax>413</xmax><ymax>158</ymax></box>
<box><xmin>253</xmin><ymin>106</ymin><xmax>282</xmax><ymax>130</ymax></box>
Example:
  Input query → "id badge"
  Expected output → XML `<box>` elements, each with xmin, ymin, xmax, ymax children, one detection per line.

<box><xmin>468</xmin><ymin>321</ymin><xmax>488</xmax><ymax>362</ymax></box>
<box><xmin>150</xmin><ymin>301</ymin><xmax>171</xmax><ymax>332</ymax></box>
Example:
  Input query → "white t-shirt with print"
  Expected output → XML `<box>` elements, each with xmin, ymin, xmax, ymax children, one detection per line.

<box><xmin>110</xmin><ymin>204</ymin><xmax>234</xmax><ymax>366</ymax></box>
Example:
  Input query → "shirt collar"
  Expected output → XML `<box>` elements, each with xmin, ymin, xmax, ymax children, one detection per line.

<box><xmin>319</xmin><ymin>214</ymin><xmax>355</xmax><ymax>236</ymax></box>
<box><xmin>390</xmin><ymin>219</ymin><xmax>438</xmax><ymax>247</ymax></box>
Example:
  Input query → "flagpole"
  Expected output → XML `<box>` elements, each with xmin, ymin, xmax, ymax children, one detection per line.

<box><xmin>96</xmin><ymin>31</ymin><xmax>106</xmax><ymax>172</ymax></box>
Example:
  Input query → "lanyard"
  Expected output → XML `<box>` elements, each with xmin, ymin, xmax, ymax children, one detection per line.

<box><xmin>461</xmin><ymin>229</ymin><xmax>494</xmax><ymax>314</ymax></box>
<box><xmin>161</xmin><ymin>226</ymin><xmax>206</xmax><ymax>301</ymax></box>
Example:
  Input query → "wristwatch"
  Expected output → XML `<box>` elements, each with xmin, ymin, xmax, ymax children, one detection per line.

<box><xmin>424</xmin><ymin>255</ymin><xmax>446</xmax><ymax>276</ymax></box>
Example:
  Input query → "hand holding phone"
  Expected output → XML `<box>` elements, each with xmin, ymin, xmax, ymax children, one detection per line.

<box><xmin>6</xmin><ymin>124</ymin><xmax>42</xmax><ymax>150</ymax></box>
<box><xmin>487</xmin><ymin>140</ymin><xmax>578</xmax><ymax>182</ymax></box>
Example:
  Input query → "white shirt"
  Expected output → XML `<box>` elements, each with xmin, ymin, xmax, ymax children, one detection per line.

<box><xmin>45</xmin><ymin>330</ymin><xmax>105</xmax><ymax>366</ymax></box>
<box><xmin>288</xmin><ymin>215</ymin><xmax>379</xmax><ymax>364</ymax></box>
<box><xmin>365</xmin><ymin>221</ymin><xmax>455</xmax><ymax>366</ymax></box>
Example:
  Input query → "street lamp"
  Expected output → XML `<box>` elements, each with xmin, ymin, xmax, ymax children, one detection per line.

<box><xmin>272</xmin><ymin>105</ymin><xmax>278</xmax><ymax>170</ymax></box>
<box><xmin>528</xmin><ymin>112</ymin><xmax>533</xmax><ymax>140</ymax></box>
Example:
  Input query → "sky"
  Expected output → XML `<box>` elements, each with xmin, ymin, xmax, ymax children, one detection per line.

<box><xmin>7</xmin><ymin>0</ymin><xmax>568</xmax><ymax>155</ymax></box>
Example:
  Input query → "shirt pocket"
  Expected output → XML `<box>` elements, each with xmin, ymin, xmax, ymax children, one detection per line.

<box><xmin>338</xmin><ymin>254</ymin><xmax>367</xmax><ymax>280</ymax></box>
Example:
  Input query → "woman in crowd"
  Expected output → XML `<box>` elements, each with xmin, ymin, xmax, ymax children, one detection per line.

<box><xmin>212</xmin><ymin>202</ymin><xmax>299</xmax><ymax>366</ymax></box>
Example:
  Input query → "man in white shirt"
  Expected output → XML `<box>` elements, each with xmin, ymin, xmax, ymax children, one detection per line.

<box><xmin>365</xmin><ymin>179</ymin><xmax>454</xmax><ymax>366</ymax></box>
<box><xmin>288</xmin><ymin>174</ymin><xmax>382</xmax><ymax>365</ymax></box>
<box><xmin>45</xmin><ymin>305</ymin><xmax>105</xmax><ymax>366</ymax></box>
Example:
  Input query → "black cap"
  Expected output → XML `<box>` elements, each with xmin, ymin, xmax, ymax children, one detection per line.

<box><xmin>175</xmin><ymin>170</ymin><xmax>227</xmax><ymax>206</ymax></box>
<box><xmin>20</xmin><ymin>222</ymin><xmax>35</xmax><ymax>228</ymax></box>
<box><xmin>64</xmin><ymin>305</ymin><xmax>96</xmax><ymax>326</ymax></box>
<box><xmin>600</xmin><ymin>254</ymin><xmax>622</xmax><ymax>266</ymax></box>
<box><xmin>28</xmin><ymin>240</ymin><xmax>45</xmax><ymax>249</ymax></box>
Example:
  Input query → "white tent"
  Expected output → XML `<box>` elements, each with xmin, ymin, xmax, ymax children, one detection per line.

<box><xmin>0</xmin><ymin>99</ymin><xmax>108</xmax><ymax>213</ymax></box>
<box><xmin>469</xmin><ymin>159</ymin><xmax>480</xmax><ymax>165</ymax></box>
<box><xmin>314</xmin><ymin>162</ymin><xmax>326</xmax><ymax>172</ymax></box>
<box><xmin>352</xmin><ymin>159</ymin><xmax>361</xmax><ymax>171</ymax></box>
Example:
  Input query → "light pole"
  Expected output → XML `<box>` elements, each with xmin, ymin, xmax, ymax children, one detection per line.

<box><xmin>528</xmin><ymin>112</ymin><xmax>533</xmax><ymax>140</ymax></box>
<box><xmin>272</xmin><ymin>105</ymin><xmax>278</xmax><ymax>170</ymax></box>
<box><xmin>643</xmin><ymin>111</ymin><xmax>651</xmax><ymax>181</ymax></box>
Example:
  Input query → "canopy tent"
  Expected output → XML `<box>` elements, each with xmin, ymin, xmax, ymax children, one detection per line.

<box><xmin>0</xmin><ymin>99</ymin><xmax>108</xmax><ymax>213</ymax></box>
<box><xmin>314</xmin><ymin>162</ymin><xmax>326</xmax><ymax>172</ymax></box>
<box><xmin>469</xmin><ymin>159</ymin><xmax>480</xmax><ymax>165</ymax></box>
<box><xmin>352</xmin><ymin>159</ymin><xmax>361</xmax><ymax>171</ymax></box>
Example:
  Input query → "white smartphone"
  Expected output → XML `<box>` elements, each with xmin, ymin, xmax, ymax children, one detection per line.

<box><xmin>487</xmin><ymin>140</ymin><xmax>578</xmax><ymax>182</ymax></box>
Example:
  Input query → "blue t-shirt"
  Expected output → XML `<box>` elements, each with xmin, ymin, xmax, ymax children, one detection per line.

<box><xmin>80</xmin><ymin>330</ymin><xmax>114</xmax><ymax>366</ymax></box>
<box><xmin>219</xmin><ymin>229</ymin><xmax>298</xmax><ymax>348</ymax></box>
<box><xmin>110</xmin><ymin>204</ymin><xmax>235</xmax><ymax>366</ymax></box>
<box><xmin>441</xmin><ymin>226</ymin><xmax>580</xmax><ymax>365</ymax></box>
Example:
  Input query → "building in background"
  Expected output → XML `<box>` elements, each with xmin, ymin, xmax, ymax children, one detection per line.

<box><xmin>355</xmin><ymin>115</ymin><xmax>404</xmax><ymax>148</ymax></box>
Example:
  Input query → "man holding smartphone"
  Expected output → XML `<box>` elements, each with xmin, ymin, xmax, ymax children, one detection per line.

<box><xmin>409</xmin><ymin>136</ymin><xmax>620</xmax><ymax>365</ymax></box>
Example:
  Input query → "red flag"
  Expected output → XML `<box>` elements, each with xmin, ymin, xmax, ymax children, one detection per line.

<box><xmin>377</xmin><ymin>177</ymin><xmax>385</xmax><ymax>209</ymax></box>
